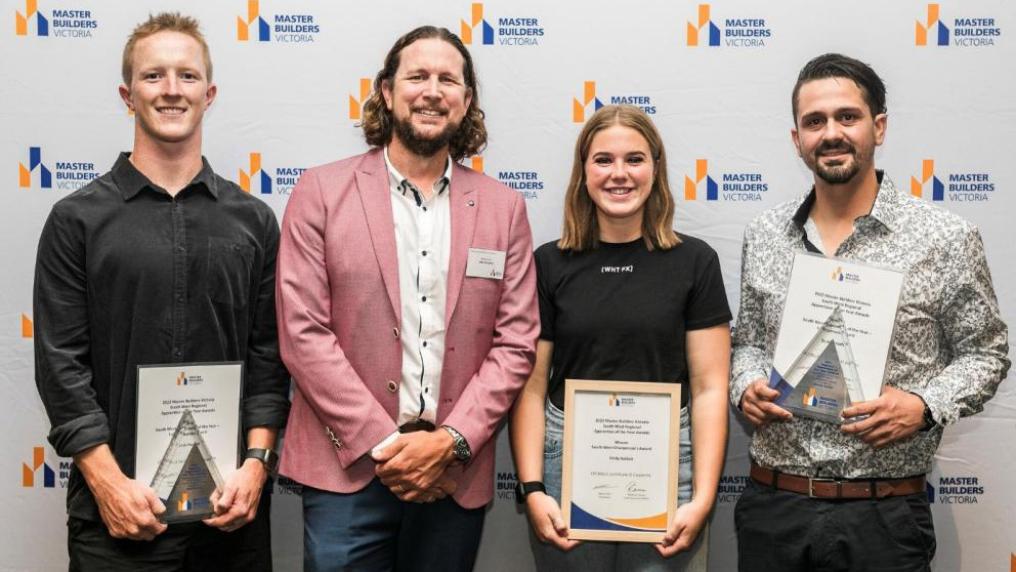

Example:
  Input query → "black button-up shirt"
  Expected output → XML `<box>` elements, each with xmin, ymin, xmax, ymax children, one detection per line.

<box><xmin>33</xmin><ymin>153</ymin><xmax>290</xmax><ymax>520</ymax></box>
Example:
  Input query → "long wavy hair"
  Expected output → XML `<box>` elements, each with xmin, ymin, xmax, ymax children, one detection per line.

<box><xmin>559</xmin><ymin>105</ymin><xmax>680</xmax><ymax>252</ymax></box>
<box><xmin>359</xmin><ymin>26</ymin><xmax>487</xmax><ymax>161</ymax></box>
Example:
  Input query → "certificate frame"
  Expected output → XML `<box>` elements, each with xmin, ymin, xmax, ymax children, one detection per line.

<box><xmin>134</xmin><ymin>361</ymin><xmax>245</xmax><ymax>523</ymax></box>
<box><xmin>561</xmin><ymin>379</ymin><xmax>681</xmax><ymax>543</ymax></box>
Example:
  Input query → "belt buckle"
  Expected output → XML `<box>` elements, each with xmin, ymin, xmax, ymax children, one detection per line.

<box><xmin>808</xmin><ymin>477</ymin><xmax>837</xmax><ymax>498</ymax></box>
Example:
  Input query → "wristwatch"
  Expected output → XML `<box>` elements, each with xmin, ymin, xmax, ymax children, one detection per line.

<box><xmin>515</xmin><ymin>481</ymin><xmax>546</xmax><ymax>504</ymax></box>
<box><xmin>920</xmin><ymin>402</ymin><xmax>936</xmax><ymax>431</ymax></box>
<box><xmin>442</xmin><ymin>425</ymin><xmax>472</xmax><ymax>463</ymax></box>
<box><xmin>244</xmin><ymin>447</ymin><xmax>279</xmax><ymax>472</ymax></box>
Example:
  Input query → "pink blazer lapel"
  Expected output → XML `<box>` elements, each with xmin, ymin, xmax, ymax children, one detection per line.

<box><xmin>354</xmin><ymin>151</ymin><xmax>401</xmax><ymax>324</ymax></box>
<box><xmin>445</xmin><ymin>166</ymin><xmax>478</xmax><ymax>327</ymax></box>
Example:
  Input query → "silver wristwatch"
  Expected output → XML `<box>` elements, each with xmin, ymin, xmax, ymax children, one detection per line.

<box><xmin>441</xmin><ymin>425</ymin><xmax>471</xmax><ymax>463</ymax></box>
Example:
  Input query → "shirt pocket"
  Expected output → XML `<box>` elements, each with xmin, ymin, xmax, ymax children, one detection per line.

<box><xmin>207</xmin><ymin>237</ymin><xmax>255</xmax><ymax>307</ymax></box>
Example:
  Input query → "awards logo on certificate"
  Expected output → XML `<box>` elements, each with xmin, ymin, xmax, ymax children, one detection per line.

<box><xmin>561</xmin><ymin>380</ymin><xmax>681</xmax><ymax>543</ymax></box>
<box><xmin>768</xmin><ymin>253</ymin><xmax>904</xmax><ymax>422</ymax></box>
<box><xmin>135</xmin><ymin>362</ymin><xmax>244</xmax><ymax>523</ymax></box>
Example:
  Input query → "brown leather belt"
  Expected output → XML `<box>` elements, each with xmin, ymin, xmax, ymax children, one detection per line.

<box><xmin>750</xmin><ymin>463</ymin><xmax>925</xmax><ymax>499</ymax></box>
<box><xmin>399</xmin><ymin>420</ymin><xmax>436</xmax><ymax>433</ymax></box>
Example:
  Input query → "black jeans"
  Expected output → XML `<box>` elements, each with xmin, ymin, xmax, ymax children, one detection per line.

<box><xmin>735</xmin><ymin>478</ymin><xmax>935</xmax><ymax>572</ymax></box>
<box><xmin>68</xmin><ymin>488</ymin><xmax>272</xmax><ymax>572</ymax></box>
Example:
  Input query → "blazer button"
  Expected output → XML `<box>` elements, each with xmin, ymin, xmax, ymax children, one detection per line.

<box><xmin>387</xmin><ymin>379</ymin><xmax>399</xmax><ymax>393</ymax></box>
<box><xmin>393</xmin><ymin>327</ymin><xmax>400</xmax><ymax>339</ymax></box>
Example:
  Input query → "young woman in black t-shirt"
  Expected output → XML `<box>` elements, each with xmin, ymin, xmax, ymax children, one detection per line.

<box><xmin>509</xmin><ymin>105</ymin><xmax>732</xmax><ymax>571</ymax></box>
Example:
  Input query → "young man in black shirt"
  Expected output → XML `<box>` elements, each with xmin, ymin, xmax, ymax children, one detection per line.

<box><xmin>33</xmin><ymin>13</ymin><xmax>289</xmax><ymax>570</ymax></box>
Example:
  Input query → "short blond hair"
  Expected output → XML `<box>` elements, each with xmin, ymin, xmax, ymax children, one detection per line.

<box><xmin>122</xmin><ymin>12</ymin><xmax>212</xmax><ymax>85</ymax></box>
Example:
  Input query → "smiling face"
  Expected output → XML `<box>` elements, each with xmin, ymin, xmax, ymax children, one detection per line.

<box><xmin>119</xmin><ymin>31</ymin><xmax>216</xmax><ymax>150</ymax></box>
<box><xmin>381</xmin><ymin>37</ymin><xmax>472</xmax><ymax>158</ymax></box>
<box><xmin>584</xmin><ymin>124</ymin><xmax>655</xmax><ymax>237</ymax></box>
<box><xmin>792</xmin><ymin>77</ymin><xmax>886</xmax><ymax>186</ymax></box>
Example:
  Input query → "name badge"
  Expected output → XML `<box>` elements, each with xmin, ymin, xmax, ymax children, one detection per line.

<box><xmin>466</xmin><ymin>248</ymin><xmax>506</xmax><ymax>280</ymax></box>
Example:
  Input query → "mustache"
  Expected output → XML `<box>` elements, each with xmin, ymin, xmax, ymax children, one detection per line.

<box><xmin>816</xmin><ymin>141</ymin><xmax>855</xmax><ymax>155</ymax></box>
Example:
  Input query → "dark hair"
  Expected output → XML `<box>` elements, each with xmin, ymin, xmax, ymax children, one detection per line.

<box><xmin>360</xmin><ymin>26</ymin><xmax>487</xmax><ymax>161</ymax></box>
<box><xmin>791</xmin><ymin>53</ymin><xmax>887</xmax><ymax>124</ymax></box>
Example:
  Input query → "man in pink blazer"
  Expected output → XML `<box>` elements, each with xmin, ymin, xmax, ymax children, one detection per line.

<box><xmin>276</xmin><ymin>25</ymin><xmax>538</xmax><ymax>571</ymax></box>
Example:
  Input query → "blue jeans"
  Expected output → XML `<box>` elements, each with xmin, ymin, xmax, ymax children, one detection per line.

<box><xmin>531</xmin><ymin>400</ymin><xmax>707</xmax><ymax>572</ymax></box>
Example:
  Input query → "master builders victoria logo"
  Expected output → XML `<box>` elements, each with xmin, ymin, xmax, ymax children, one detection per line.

<box><xmin>915</xmin><ymin>3</ymin><xmax>1001</xmax><ymax>47</ymax></box>
<box><xmin>14</xmin><ymin>0</ymin><xmax>98</xmax><ymax>39</ymax></box>
<box><xmin>470</xmin><ymin>156</ymin><xmax>544</xmax><ymax>201</ymax></box>
<box><xmin>22</xmin><ymin>445</ymin><xmax>71</xmax><ymax>489</ymax></box>
<box><xmin>239</xmin><ymin>152</ymin><xmax>305</xmax><ymax>197</ymax></box>
<box><xmin>236</xmin><ymin>0</ymin><xmax>321</xmax><ymax>43</ymax></box>
<box><xmin>910</xmin><ymin>159</ymin><xmax>995</xmax><ymax>203</ymax></box>
<box><xmin>460</xmin><ymin>2</ymin><xmax>544</xmax><ymax>47</ymax></box>
<box><xmin>572</xmin><ymin>81</ymin><xmax>655</xmax><ymax>123</ymax></box>
<box><xmin>18</xmin><ymin>146</ymin><xmax>99</xmax><ymax>191</ymax></box>
<box><xmin>685</xmin><ymin>3</ymin><xmax>771</xmax><ymax>48</ymax></box>
<box><xmin>683</xmin><ymin>159</ymin><xmax>769</xmax><ymax>202</ymax></box>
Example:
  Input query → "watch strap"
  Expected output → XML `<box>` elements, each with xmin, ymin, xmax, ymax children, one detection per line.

<box><xmin>244</xmin><ymin>447</ymin><xmax>278</xmax><ymax>471</ymax></box>
<box><xmin>515</xmin><ymin>481</ymin><xmax>546</xmax><ymax>504</ymax></box>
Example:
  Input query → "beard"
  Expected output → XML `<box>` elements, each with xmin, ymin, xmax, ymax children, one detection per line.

<box><xmin>392</xmin><ymin>110</ymin><xmax>462</xmax><ymax>158</ymax></box>
<box><xmin>811</xmin><ymin>140</ymin><xmax>869</xmax><ymax>185</ymax></box>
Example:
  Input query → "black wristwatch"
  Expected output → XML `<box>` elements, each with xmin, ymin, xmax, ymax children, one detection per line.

<box><xmin>515</xmin><ymin>481</ymin><xmax>546</xmax><ymax>504</ymax></box>
<box><xmin>920</xmin><ymin>402</ymin><xmax>936</xmax><ymax>431</ymax></box>
<box><xmin>244</xmin><ymin>448</ymin><xmax>279</xmax><ymax>472</ymax></box>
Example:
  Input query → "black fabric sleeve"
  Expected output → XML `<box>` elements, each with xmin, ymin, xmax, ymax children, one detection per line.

<box><xmin>684</xmin><ymin>243</ymin><xmax>733</xmax><ymax>330</ymax></box>
<box><xmin>33</xmin><ymin>202</ymin><xmax>111</xmax><ymax>457</ymax></box>
<box><xmin>535</xmin><ymin>244</ymin><xmax>557</xmax><ymax>341</ymax></box>
<box><xmin>242</xmin><ymin>207</ymin><xmax>291</xmax><ymax>432</ymax></box>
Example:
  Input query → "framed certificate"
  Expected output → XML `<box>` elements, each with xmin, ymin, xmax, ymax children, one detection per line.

<box><xmin>135</xmin><ymin>362</ymin><xmax>244</xmax><ymax>523</ymax></box>
<box><xmin>768</xmin><ymin>253</ymin><xmax>904</xmax><ymax>423</ymax></box>
<box><xmin>561</xmin><ymin>379</ymin><xmax>681</xmax><ymax>543</ymax></box>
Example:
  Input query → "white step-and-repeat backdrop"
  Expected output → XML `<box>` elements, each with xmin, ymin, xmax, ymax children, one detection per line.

<box><xmin>3</xmin><ymin>0</ymin><xmax>1013</xmax><ymax>570</ymax></box>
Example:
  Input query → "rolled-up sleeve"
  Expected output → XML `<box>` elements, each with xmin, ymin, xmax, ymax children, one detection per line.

<box><xmin>33</xmin><ymin>203</ymin><xmax>110</xmax><ymax>457</ymax></box>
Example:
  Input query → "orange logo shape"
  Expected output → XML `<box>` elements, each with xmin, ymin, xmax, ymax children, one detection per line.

<box><xmin>348</xmin><ymin>78</ymin><xmax>371</xmax><ymax>120</ymax></box>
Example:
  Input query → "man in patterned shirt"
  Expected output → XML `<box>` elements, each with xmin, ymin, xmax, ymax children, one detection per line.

<box><xmin>731</xmin><ymin>53</ymin><xmax>1009</xmax><ymax>571</ymax></box>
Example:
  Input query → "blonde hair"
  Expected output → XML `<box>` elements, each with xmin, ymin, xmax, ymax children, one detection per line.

<box><xmin>559</xmin><ymin>105</ymin><xmax>679</xmax><ymax>252</ymax></box>
<box><xmin>122</xmin><ymin>12</ymin><xmax>212</xmax><ymax>85</ymax></box>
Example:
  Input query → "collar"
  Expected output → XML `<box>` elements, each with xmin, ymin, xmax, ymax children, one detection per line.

<box><xmin>111</xmin><ymin>152</ymin><xmax>218</xmax><ymax>201</ymax></box>
<box><xmin>786</xmin><ymin>170</ymin><xmax>902</xmax><ymax>237</ymax></box>
<box><xmin>382</xmin><ymin>146</ymin><xmax>452</xmax><ymax>200</ymax></box>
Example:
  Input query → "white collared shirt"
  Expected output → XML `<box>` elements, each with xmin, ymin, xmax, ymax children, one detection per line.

<box><xmin>384</xmin><ymin>147</ymin><xmax>452</xmax><ymax>428</ymax></box>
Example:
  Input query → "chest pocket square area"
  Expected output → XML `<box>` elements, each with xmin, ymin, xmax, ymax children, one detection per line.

<box><xmin>466</xmin><ymin>248</ymin><xmax>506</xmax><ymax>280</ymax></box>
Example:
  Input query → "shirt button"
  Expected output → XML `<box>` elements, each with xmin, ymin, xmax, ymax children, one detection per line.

<box><xmin>176</xmin><ymin>294</ymin><xmax>184</xmax><ymax>302</ymax></box>
<box><xmin>421</xmin><ymin>250</ymin><xmax>427</xmax><ymax>256</ymax></box>
<box><xmin>422</xmin><ymin>341</ymin><xmax>428</xmax><ymax>348</ymax></box>
<box><xmin>386</xmin><ymin>380</ymin><xmax>398</xmax><ymax>393</ymax></box>
<box><xmin>173</xmin><ymin>348</ymin><xmax>182</xmax><ymax>357</ymax></box>
<box><xmin>421</xmin><ymin>296</ymin><xmax>427</xmax><ymax>302</ymax></box>
<box><xmin>422</xmin><ymin>206</ymin><xmax>428</xmax><ymax>212</ymax></box>
<box><xmin>176</xmin><ymin>246</ymin><xmax>185</xmax><ymax>253</ymax></box>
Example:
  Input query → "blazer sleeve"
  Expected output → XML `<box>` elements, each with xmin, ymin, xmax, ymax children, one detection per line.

<box><xmin>276</xmin><ymin>168</ymin><xmax>397</xmax><ymax>467</ymax></box>
<box><xmin>442</xmin><ymin>191</ymin><xmax>539</xmax><ymax>454</ymax></box>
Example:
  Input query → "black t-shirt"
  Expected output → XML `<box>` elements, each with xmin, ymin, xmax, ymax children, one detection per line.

<box><xmin>535</xmin><ymin>235</ymin><xmax>732</xmax><ymax>409</ymax></box>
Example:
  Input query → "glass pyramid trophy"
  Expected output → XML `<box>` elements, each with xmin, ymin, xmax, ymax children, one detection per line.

<box><xmin>149</xmin><ymin>409</ymin><xmax>224</xmax><ymax>523</ymax></box>
<box><xmin>768</xmin><ymin>305</ymin><xmax>864</xmax><ymax>422</ymax></box>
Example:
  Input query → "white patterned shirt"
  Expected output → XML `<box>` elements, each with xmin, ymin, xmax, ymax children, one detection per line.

<box><xmin>731</xmin><ymin>172</ymin><xmax>1009</xmax><ymax>478</ymax></box>
<box><xmin>384</xmin><ymin>147</ymin><xmax>452</xmax><ymax>427</ymax></box>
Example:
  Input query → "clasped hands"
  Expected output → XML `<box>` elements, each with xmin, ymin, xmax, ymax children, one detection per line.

<box><xmin>740</xmin><ymin>379</ymin><xmax>926</xmax><ymax>447</ymax></box>
<box><xmin>372</xmin><ymin>429</ymin><xmax>458</xmax><ymax>503</ymax></box>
